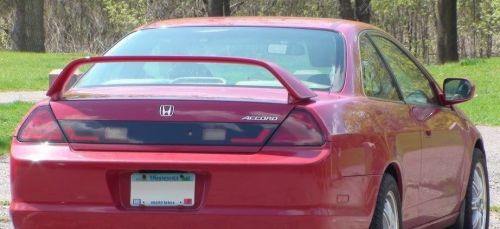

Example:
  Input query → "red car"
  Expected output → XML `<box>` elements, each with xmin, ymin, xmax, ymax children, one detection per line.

<box><xmin>10</xmin><ymin>17</ymin><xmax>488</xmax><ymax>229</ymax></box>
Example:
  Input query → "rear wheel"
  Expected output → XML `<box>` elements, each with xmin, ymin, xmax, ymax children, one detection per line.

<box><xmin>463</xmin><ymin>148</ymin><xmax>489</xmax><ymax>229</ymax></box>
<box><xmin>370</xmin><ymin>174</ymin><xmax>402</xmax><ymax>229</ymax></box>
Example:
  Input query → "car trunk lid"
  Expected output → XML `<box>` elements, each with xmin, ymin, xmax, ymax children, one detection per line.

<box><xmin>47</xmin><ymin>55</ymin><xmax>318</xmax><ymax>152</ymax></box>
<box><xmin>50</xmin><ymin>98</ymin><xmax>294</xmax><ymax>152</ymax></box>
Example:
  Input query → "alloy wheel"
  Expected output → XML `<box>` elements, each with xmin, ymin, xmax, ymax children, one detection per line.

<box><xmin>382</xmin><ymin>190</ymin><xmax>399</xmax><ymax>229</ymax></box>
<box><xmin>471</xmin><ymin>162</ymin><xmax>487</xmax><ymax>229</ymax></box>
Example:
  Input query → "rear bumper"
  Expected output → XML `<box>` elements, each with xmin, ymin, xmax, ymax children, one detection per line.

<box><xmin>10</xmin><ymin>203</ymin><xmax>371</xmax><ymax>229</ymax></box>
<box><xmin>10</xmin><ymin>140</ymin><xmax>380</xmax><ymax>229</ymax></box>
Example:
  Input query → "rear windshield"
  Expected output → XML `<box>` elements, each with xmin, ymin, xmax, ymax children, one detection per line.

<box><xmin>75</xmin><ymin>27</ymin><xmax>345</xmax><ymax>91</ymax></box>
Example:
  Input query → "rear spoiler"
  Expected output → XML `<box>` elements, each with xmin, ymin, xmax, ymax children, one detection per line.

<box><xmin>47</xmin><ymin>56</ymin><xmax>317</xmax><ymax>104</ymax></box>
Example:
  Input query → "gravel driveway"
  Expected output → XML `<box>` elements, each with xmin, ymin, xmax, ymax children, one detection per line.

<box><xmin>0</xmin><ymin>91</ymin><xmax>46</xmax><ymax>104</ymax></box>
<box><xmin>0</xmin><ymin>125</ymin><xmax>499</xmax><ymax>228</ymax></box>
<box><xmin>0</xmin><ymin>156</ymin><xmax>9</xmax><ymax>229</ymax></box>
<box><xmin>483</xmin><ymin>126</ymin><xmax>500</xmax><ymax>206</ymax></box>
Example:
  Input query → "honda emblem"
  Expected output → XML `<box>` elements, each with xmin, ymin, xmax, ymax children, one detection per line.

<box><xmin>159</xmin><ymin>105</ymin><xmax>175</xmax><ymax>117</ymax></box>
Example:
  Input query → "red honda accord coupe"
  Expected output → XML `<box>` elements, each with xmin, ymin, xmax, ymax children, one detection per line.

<box><xmin>10</xmin><ymin>17</ymin><xmax>488</xmax><ymax>229</ymax></box>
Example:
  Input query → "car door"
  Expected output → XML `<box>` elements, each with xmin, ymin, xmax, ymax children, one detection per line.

<box><xmin>369</xmin><ymin>34</ymin><xmax>466</xmax><ymax>223</ymax></box>
<box><xmin>359</xmin><ymin>33</ymin><xmax>423</xmax><ymax>228</ymax></box>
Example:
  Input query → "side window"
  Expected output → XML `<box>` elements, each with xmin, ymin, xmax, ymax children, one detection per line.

<box><xmin>359</xmin><ymin>34</ymin><xmax>400</xmax><ymax>101</ymax></box>
<box><xmin>370</xmin><ymin>36</ymin><xmax>437</xmax><ymax>105</ymax></box>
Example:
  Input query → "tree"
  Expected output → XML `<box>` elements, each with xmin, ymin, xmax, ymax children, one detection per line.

<box><xmin>338</xmin><ymin>0</ymin><xmax>355</xmax><ymax>20</ymax></box>
<box><xmin>355</xmin><ymin>0</ymin><xmax>371</xmax><ymax>23</ymax></box>
<box><xmin>205</xmin><ymin>0</ymin><xmax>231</xmax><ymax>16</ymax></box>
<box><xmin>11</xmin><ymin>0</ymin><xmax>45</xmax><ymax>52</ymax></box>
<box><xmin>436</xmin><ymin>0</ymin><xmax>459</xmax><ymax>63</ymax></box>
<box><xmin>338</xmin><ymin>0</ymin><xmax>371</xmax><ymax>23</ymax></box>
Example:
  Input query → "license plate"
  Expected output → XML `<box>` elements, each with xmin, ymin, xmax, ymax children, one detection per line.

<box><xmin>130</xmin><ymin>173</ymin><xmax>195</xmax><ymax>207</ymax></box>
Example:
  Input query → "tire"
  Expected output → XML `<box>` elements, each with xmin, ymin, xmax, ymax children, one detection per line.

<box><xmin>370</xmin><ymin>174</ymin><xmax>402</xmax><ymax>229</ymax></box>
<box><xmin>456</xmin><ymin>148</ymin><xmax>490</xmax><ymax>229</ymax></box>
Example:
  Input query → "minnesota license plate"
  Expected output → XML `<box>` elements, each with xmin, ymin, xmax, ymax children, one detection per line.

<box><xmin>130</xmin><ymin>173</ymin><xmax>195</xmax><ymax>207</ymax></box>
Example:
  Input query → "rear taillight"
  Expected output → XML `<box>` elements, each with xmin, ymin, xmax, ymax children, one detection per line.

<box><xmin>17</xmin><ymin>106</ymin><xmax>66</xmax><ymax>143</ymax></box>
<box><xmin>268</xmin><ymin>109</ymin><xmax>325</xmax><ymax>146</ymax></box>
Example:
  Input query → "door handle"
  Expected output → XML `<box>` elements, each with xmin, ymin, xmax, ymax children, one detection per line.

<box><xmin>425</xmin><ymin>130</ymin><xmax>432</xmax><ymax>136</ymax></box>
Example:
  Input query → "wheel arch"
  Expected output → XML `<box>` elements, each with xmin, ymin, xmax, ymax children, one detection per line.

<box><xmin>369</xmin><ymin>162</ymin><xmax>404</xmax><ymax>227</ymax></box>
<box><xmin>458</xmin><ymin>137</ymin><xmax>487</xmax><ymax>210</ymax></box>
<box><xmin>474</xmin><ymin>138</ymin><xmax>485</xmax><ymax>154</ymax></box>
<box><xmin>384</xmin><ymin>162</ymin><xmax>403</xmax><ymax>204</ymax></box>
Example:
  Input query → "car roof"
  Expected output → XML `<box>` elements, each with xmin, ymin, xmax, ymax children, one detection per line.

<box><xmin>137</xmin><ymin>17</ymin><xmax>379</xmax><ymax>34</ymax></box>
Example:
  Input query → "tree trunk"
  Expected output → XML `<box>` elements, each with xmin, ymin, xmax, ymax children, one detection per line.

<box><xmin>338</xmin><ymin>0</ymin><xmax>354</xmax><ymax>20</ymax></box>
<box><xmin>12</xmin><ymin>0</ymin><xmax>45</xmax><ymax>52</ymax></box>
<box><xmin>436</xmin><ymin>0</ymin><xmax>458</xmax><ymax>63</ymax></box>
<box><xmin>355</xmin><ymin>0</ymin><xmax>371</xmax><ymax>23</ymax></box>
<box><xmin>486</xmin><ymin>34</ymin><xmax>493</xmax><ymax>58</ymax></box>
<box><xmin>422</xmin><ymin>8</ymin><xmax>430</xmax><ymax>64</ymax></box>
<box><xmin>205</xmin><ymin>0</ymin><xmax>231</xmax><ymax>16</ymax></box>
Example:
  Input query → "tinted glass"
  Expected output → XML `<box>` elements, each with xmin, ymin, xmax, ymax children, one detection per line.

<box><xmin>59</xmin><ymin>120</ymin><xmax>277</xmax><ymax>146</ymax></box>
<box><xmin>75</xmin><ymin>62</ymin><xmax>281</xmax><ymax>88</ymax></box>
<box><xmin>371</xmin><ymin>36</ymin><xmax>437</xmax><ymax>105</ymax></box>
<box><xmin>359</xmin><ymin>35</ymin><xmax>400</xmax><ymax>101</ymax></box>
<box><xmin>76</xmin><ymin>27</ymin><xmax>345</xmax><ymax>91</ymax></box>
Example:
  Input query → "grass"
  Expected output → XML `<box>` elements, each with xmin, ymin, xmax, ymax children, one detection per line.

<box><xmin>0</xmin><ymin>102</ymin><xmax>34</xmax><ymax>155</ymax></box>
<box><xmin>428</xmin><ymin>57</ymin><xmax>500</xmax><ymax>126</ymax></box>
<box><xmin>492</xmin><ymin>205</ymin><xmax>500</xmax><ymax>213</ymax></box>
<box><xmin>0</xmin><ymin>51</ymin><xmax>87</xmax><ymax>92</ymax></box>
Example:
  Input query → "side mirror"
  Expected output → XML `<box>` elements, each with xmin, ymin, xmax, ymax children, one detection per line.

<box><xmin>442</xmin><ymin>78</ymin><xmax>475</xmax><ymax>105</ymax></box>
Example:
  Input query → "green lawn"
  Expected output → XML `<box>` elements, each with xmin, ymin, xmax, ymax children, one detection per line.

<box><xmin>0</xmin><ymin>102</ymin><xmax>33</xmax><ymax>155</ymax></box>
<box><xmin>0</xmin><ymin>51</ymin><xmax>86</xmax><ymax>91</ymax></box>
<box><xmin>428</xmin><ymin>58</ymin><xmax>500</xmax><ymax>126</ymax></box>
